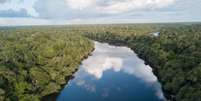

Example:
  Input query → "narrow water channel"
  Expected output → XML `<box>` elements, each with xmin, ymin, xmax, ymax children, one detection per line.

<box><xmin>57</xmin><ymin>41</ymin><xmax>165</xmax><ymax>101</ymax></box>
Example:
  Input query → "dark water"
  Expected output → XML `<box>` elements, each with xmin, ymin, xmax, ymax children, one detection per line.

<box><xmin>57</xmin><ymin>42</ymin><xmax>165</xmax><ymax>101</ymax></box>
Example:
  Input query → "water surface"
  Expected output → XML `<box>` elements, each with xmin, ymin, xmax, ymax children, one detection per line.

<box><xmin>57</xmin><ymin>42</ymin><xmax>165</xmax><ymax>101</ymax></box>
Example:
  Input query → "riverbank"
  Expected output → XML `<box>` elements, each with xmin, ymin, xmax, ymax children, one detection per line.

<box><xmin>83</xmin><ymin>37</ymin><xmax>169</xmax><ymax>100</ymax></box>
<box><xmin>84</xmin><ymin>24</ymin><xmax>201</xmax><ymax>101</ymax></box>
<box><xmin>57</xmin><ymin>41</ymin><xmax>164</xmax><ymax>101</ymax></box>
<box><xmin>0</xmin><ymin>28</ymin><xmax>95</xmax><ymax>101</ymax></box>
<box><xmin>41</xmin><ymin>47</ymin><xmax>95</xmax><ymax>101</ymax></box>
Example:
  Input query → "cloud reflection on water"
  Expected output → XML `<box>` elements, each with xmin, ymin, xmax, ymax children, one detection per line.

<box><xmin>82</xmin><ymin>56</ymin><xmax>123</xmax><ymax>79</ymax></box>
<box><xmin>73</xmin><ymin>41</ymin><xmax>165</xmax><ymax>100</ymax></box>
<box><xmin>82</xmin><ymin>42</ymin><xmax>157</xmax><ymax>82</ymax></box>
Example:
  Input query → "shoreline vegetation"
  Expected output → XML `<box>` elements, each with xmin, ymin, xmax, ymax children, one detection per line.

<box><xmin>41</xmin><ymin>48</ymin><xmax>95</xmax><ymax>101</ymax></box>
<box><xmin>83</xmin><ymin>23</ymin><xmax>201</xmax><ymax>101</ymax></box>
<box><xmin>0</xmin><ymin>22</ymin><xmax>201</xmax><ymax>101</ymax></box>
<box><xmin>0</xmin><ymin>28</ymin><xmax>94</xmax><ymax>101</ymax></box>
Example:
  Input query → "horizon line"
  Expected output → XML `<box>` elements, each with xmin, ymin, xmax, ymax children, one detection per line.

<box><xmin>0</xmin><ymin>21</ymin><xmax>201</xmax><ymax>27</ymax></box>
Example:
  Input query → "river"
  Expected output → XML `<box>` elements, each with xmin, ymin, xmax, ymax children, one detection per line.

<box><xmin>57</xmin><ymin>41</ymin><xmax>165</xmax><ymax>101</ymax></box>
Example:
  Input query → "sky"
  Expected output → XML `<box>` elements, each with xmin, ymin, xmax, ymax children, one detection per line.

<box><xmin>0</xmin><ymin>0</ymin><xmax>201</xmax><ymax>26</ymax></box>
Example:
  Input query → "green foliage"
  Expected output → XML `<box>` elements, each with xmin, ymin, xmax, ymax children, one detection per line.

<box><xmin>84</xmin><ymin>23</ymin><xmax>201</xmax><ymax>101</ymax></box>
<box><xmin>0</xmin><ymin>28</ymin><xmax>94</xmax><ymax>101</ymax></box>
<box><xmin>0</xmin><ymin>23</ymin><xmax>200</xmax><ymax>101</ymax></box>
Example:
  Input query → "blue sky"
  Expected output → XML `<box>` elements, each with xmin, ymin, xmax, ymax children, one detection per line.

<box><xmin>0</xmin><ymin>0</ymin><xmax>201</xmax><ymax>25</ymax></box>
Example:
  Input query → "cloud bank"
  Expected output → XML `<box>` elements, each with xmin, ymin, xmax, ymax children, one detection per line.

<box><xmin>65</xmin><ymin>0</ymin><xmax>176</xmax><ymax>14</ymax></box>
<box><xmin>0</xmin><ymin>0</ymin><xmax>38</xmax><ymax>17</ymax></box>
<box><xmin>0</xmin><ymin>0</ymin><xmax>201</xmax><ymax>25</ymax></box>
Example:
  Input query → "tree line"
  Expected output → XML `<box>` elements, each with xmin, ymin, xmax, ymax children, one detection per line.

<box><xmin>84</xmin><ymin>23</ymin><xmax>201</xmax><ymax>101</ymax></box>
<box><xmin>0</xmin><ymin>28</ymin><xmax>94</xmax><ymax>101</ymax></box>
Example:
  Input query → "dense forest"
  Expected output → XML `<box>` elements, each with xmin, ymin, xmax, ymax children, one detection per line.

<box><xmin>83</xmin><ymin>23</ymin><xmax>201</xmax><ymax>101</ymax></box>
<box><xmin>0</xmin><ymin>28</ymin><xmax>94</xmax><ymax>101</ymax></box>
<box><xmin>0</xmin><ymin>23</ymin><xmax>201</xmax><ymax>101</ymax></box>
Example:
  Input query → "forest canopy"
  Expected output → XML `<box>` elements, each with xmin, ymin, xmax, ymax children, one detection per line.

<box><xmin>0</xmin><ymin>28</ymin><xmax>94</xmax><ymax>101</ymax></box>
<box><xmin>83</xmin><ymin>23</ymin><xmax>201</xmax><ymax>101</ymax></box>
<box><xmin>0</xmin><ymin>23</ymin><xmax>201</xmax><ymax>101</ymax></box>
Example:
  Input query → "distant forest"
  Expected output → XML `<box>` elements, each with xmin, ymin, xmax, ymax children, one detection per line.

<box><xmin>0</xmin><ymin>23</ymin><xmax>201</xmax><ymax>101</ymax></box>
<box><xmin>84</xmin><ymin>23</ymin><xmax>201</xmax><ymax>101</ymax></box>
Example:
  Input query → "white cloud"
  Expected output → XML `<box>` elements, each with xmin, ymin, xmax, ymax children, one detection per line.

<box><xmin>65</xmin><ymin>0</ymin><xmax>95</xmax><ymax>10</ymax></box>
<box><xmin>65</xmin><ymin>0</ymin><xmax>176</xmax><ymax>14</ymax></box>
<box><xmin>0</xmin><ymin>0</ymin><xmax>200</xmax><ymax>25</ymax></box>
<box><xmin>98</xmin><ymin>0</ymin><xmax>176</xmax><ymax>14</ymax></box>
<box><xmin>0</xmin><ymin>0</ymin><xmax>39</xmax><ymax>17</ymax></box>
